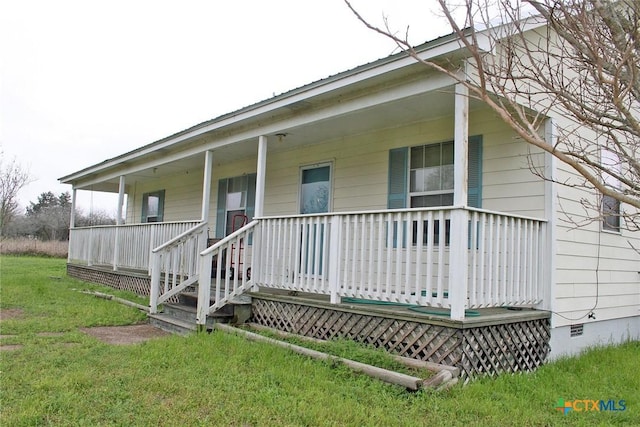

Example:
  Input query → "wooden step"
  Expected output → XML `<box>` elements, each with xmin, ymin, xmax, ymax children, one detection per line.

<box><xmin>163</xmin><ymin>303</ymin><xmax>233</xmax><ymax>323</ymax></box>
<box><xmin>149</xmin><ymin>301</ymin><xmax>237</xmax><ymax>335</ymax></box>
<box><xmin>148</xmin><ymin>313</ymin><xmax>197</xmax><ymax>335</ymax></box>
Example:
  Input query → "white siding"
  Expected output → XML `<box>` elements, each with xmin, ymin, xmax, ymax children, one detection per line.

<box><xmin>552</xmin><ymin>154</ymin><xmax>640</xmax><ymax>328</ymax></box>
<box><xmin>126</xmin><ymin>107</ymin><xmax>545</xmax><ymax>228</ymax></box>
<box><xmin>259</xmin><ymin>108</ymin><xmax>545</xmax><ymax>218</ymax></box>
<box><xmin>126</xmin><ymin>169</ymin><xmax>203</xmax><ymax>223</ymax></box>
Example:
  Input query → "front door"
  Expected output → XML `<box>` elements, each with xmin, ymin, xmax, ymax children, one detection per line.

<box><xmin>299</xmin><ymin>163</ymin><xmax>331</xmax><ymax>275</ymax></box>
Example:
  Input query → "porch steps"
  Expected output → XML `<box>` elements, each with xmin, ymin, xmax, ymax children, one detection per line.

<box><xmin>149</xmin><ymin>303</ymin><xmax>233</xmax><ymax>335</ymax></box>
<box><xmin>149</xmin><ymin>292</ymin><xmax>253</xmax><ymax>335</ymax></box>
<box><xmin>148</xmin><ymin>312</ymin><xmax>197</xmax><ymax>335</ymax></box>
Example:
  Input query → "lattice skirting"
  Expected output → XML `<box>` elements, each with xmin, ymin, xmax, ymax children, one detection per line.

<box><xmin>66</xmin><ymin>264</ymin><xmax>182</xmax><ymax>303</ymax></box>
<box><xmin>250</xmin><ymin>298</ymin><xmax>550</xmax><ymax>379</ymax></box>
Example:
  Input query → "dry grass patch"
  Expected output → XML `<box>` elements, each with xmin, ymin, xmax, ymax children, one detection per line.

<box><xmin>0</xmin><ymin>238</ymin><xmax>68</xmax><ymax>258</ymax></box>
<box><xmin>0</xmin><ymin>344</ymin><xmax>23</xmax><ymax>351</ymax></box>
<box><xmin>0</xmin><ymin>308</ymin><xmax>25</xmax><ymax>320</ymax></box>
<box><xmin>80</xmin><ymin>324</ymin><xmax>170</xmax><ymax>345</ymax></box>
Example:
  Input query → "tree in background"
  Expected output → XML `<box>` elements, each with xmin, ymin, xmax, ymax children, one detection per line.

<box><xmin>0</xmin><ymin>153</ymin><xmax>32</xmax><ymax>237</ymax></box>
<box><xmin>25</xmin><ymin>191</ymin><xmax>73</xmax><ymax>240</ymax></box>
<box><xmin>2</xmin><ymin>191</ymin><xmax>116</xmax><ymax>241</ymax></box>
<box><xmin>347</xmin><ymin>0</ymin><xmax>639</xmax><ymax>230</ymax></box>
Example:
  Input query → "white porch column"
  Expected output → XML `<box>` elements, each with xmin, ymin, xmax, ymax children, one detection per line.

<box><xmin>251</xmin><ymin>136</ymin><xmax>268</xmax><ymax>291</ymax></box>
<box><xmin>255</xmin><ymin>136</ymin><xmax>268</xmax><ymax>218</ymax></box>
<box><xmin>113</xmin><ymin>176</ymin><xmax>126</xmax><ymax>270</ymax></box>
<box><xmin>68</xmin><ymin>188</ymin><xmax>77</xmax><ymax>263</ymax></box>
<box><xmin>542</xmin><ymin>119</ymin><xmax>557</xmax><ymax>316</ymax></box>
<box><xmin>201</xmin><ymin>150</ymin><xmax>213</xmax><ymax>223</ymax></box>
<box><xmin>69</xmin><ymin>188</ymin><xmax>77</xmax><ymax>229</ymax></box>
<box><xmin>453</xmin><ymin>84</ymin><xmax>469</xmax><ymax>207</ymax></box>
<box><xmin>449</xmin><ymin>83</ymin><xmax>470</xmax><ymax>321</ymax></box>
<box><xmin>116</xmin><ymin>175</ymin><xmax>125</xmax><ymax>225</ymax></box>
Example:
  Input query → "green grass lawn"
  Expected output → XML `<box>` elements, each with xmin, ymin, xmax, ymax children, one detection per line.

<box><xmin>1</xmin><ymin>256</ymin><xmax>638</xmax><ymax>426</ymax></box>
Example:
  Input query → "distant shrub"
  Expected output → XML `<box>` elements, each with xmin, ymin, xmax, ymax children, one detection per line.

<box><xmin>0</xmin><ymin>238</ymin><xmax>68</xmax><ymax>258</ymax></box>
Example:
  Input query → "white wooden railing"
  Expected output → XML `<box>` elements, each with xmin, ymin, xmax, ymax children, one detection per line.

<box><xmin>252</xmin><ymin>207</ymin><xmax>546</xmax><ymax>319</ymax></box>
<box><xmin>69</xmin><ymin>209</ymin><xmax>546</xmax><ymax>323</ymax></box>
<box><xmin>68</xmin><ymin>221</ymin><xmax>201</xmax><ymax>272</ymax></box>
<box><xmin>196</xmin><ymin>220</ymin><xmax>259</xmax><ymax>327</ymax></box>
<box><xmin>149</xmin><ymin>222</ymin><xmax>208</xmax><ymax>314</ymax></box>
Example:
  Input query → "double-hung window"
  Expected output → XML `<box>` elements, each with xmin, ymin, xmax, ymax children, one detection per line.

<box><xmin>409</xmin><ymin>141</ymin><xmax>454</xmax><ymax>208</ymax></box>
<box><xmin>388</xmin><ymin>136</ymin><xmax>482</xmax><ymax>247</ymax></box>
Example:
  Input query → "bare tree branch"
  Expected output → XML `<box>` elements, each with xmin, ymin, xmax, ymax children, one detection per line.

<box><xmin>0</xmin><ymin>153</ymin><xmax>32</xmax><ymax>237</ymax></box>
<box><xmin>346</xmin><ymin>0</ymin><xmax>640</xmax><ymax>230</ymax></box>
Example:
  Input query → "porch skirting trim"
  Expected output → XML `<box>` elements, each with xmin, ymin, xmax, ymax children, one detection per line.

<box><xmin>66</xmin><ymin>264</ymin><xmax>180</xmax><ymax>304</ymax></box>
<box><xmin>250</xmin><ymin>298</ymin><xmax>550</xmax><ymax>379</ymax></box>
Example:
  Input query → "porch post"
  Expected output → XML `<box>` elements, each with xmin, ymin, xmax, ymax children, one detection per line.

<box><xmin>541</xmin><ymin>119</ymin><xmax>557</xmax><ymax>315</ymax></box>
<box><xmin>329</xmin><ymin>216</ymin><xmax>342</xmax><ymax>304</ymax></box>
<box><xmin>255</xmin><ymin>136</ymin><xmax>268</xmax><ymax>218</ymax></box>
<box><xmin>113</xmin><ymin>175</ymin><xmax>125</xmax><ymax>271</ymax></box>
<box><xmin>68</xmin><ymin>188</ymin><xmax>77</xmax><ymax>263</ymax></box>
<box><xmin>69</xmin><ymin>188</ymin><xmax>77</xmax><ymax>229</ymax></box>
<box><xmin>250</xmin><ymin>136</ymin><xmax>268</xmax><ymax>291</ymax></box>
<box><xmin>201</xmin><ymin>150</ymin><xmax>213</xmax><ymax>222</ymax></box>
<box><xmin>449</xmin><ymin>83</ymin><xmax>470</xmax><ymax>320</ymax></box>
<box><xmin>116</xmin><ymin>175</ymin><xmax>125</xmax><ymax>225</ymax></box>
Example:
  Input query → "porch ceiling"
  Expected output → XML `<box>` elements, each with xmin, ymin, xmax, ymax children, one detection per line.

<box><xmin>84</xmin><ymin>85</ymin><xmax>487</xmax><ymax>193</ymax></box>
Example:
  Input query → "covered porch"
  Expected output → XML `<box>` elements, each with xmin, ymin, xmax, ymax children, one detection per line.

<box><xmin>68</xmin><ymin>203</ymin><xmax>548</xmax><ymax>322</ymax></box>
<box><xmin>64</xmin><ymin>76</ymin><xmax>554</xmax><ymax>323</ymax></box>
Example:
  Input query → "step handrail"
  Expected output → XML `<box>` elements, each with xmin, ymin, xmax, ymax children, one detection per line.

<box><xmin>196</xmin><ymin>220</ymin><xmax>260</xmax><ymax>327</ymax></box>
<box><xmin>152</xmin><ymin>221</ymin><xmax>208</xmax><ymax>253</ymax></box>
<box><xmin>150</xmin><ymin>221</ymin><xmax>208</xmax><ymax>314</ymax></box>
<box><xmin>200</xmin><ymin>220</ymin><xmax>259</xmax><ymax>255</ymax></box>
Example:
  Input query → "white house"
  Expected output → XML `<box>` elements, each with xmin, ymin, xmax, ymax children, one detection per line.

<box><xmin>60</xmin><ymin>22</ymin><xmax>639</xmax><ymax>378</ymax></box>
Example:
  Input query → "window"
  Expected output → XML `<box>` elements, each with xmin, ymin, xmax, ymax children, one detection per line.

<box><xmin>388</xmin><ymin>137</ymin><xmax>483</xmax><ymax>247</ymax></box>
<box><xmin>300</xmin><ymin>164</ymin><xmax>331</xmax><ymax>214</ymax></box>
<box><xmin>410</xmin><ymin>141</ymin><xmax>454</xmax><ymax>208</ymax></box>
<box><xmin>141</xmin><ymin>190</ymin><xmax>165</xmax><ymax>223</ymax></box>
<box><xmin>601</xmin><ymin>149</ymin><xmax>621</xmax><ymax>232</ymax></box>
<box><xmin>387</xmin><ymin>135</ymin><xmax>482</xmax><ymax>210</ymax></box>
<box><xmin>215</xmin><ymin>174</ymin><xmax>256</xmax><ymax>238</ymax></box>
<box><xmin>602</xmin><ymin>195</ymin><xmax>620</xmax><ymax>231</ymax></box>
<box><xmin>299</xmin><ymin>164</ymin><xmax>332</xmax><ymax>275</ymax></box>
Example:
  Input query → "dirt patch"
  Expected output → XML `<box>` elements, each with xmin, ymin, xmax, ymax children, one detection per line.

<box><xmin>0</xmin><ymin>308</ymin><xmax>24</xmax><ymax>321</ymax></box>
<box><xmin>0</xmin><ymin>344</ymin><xmax>23</xmax><ymax>351</ymax></box>
<box><xmin>80</xmin><ymin>323</ymin><xmax>170</xmax><ymax>345</ymax></box>
<box><xmin>37</xmin><ymin>332</ymin><xmax>66</xmax><ymax>338</ymax></box>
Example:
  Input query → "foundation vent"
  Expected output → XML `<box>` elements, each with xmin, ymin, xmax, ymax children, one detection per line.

<box><xmin>570</xmin><ymin>324</ymin><xmax>584</xmax><ymax>337</ymax></box>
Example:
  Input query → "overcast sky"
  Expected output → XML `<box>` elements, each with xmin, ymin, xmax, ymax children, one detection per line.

<box><xmin>1</xmin><ymin>0</ymin><xmax>455</xmax><ymax>216</ymax></box>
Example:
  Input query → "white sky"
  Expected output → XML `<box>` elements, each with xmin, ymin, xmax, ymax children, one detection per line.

<box><xmin>0</xmin><ymin>0</ymin><xmax>456</xmax><ymax>216</ymax></box>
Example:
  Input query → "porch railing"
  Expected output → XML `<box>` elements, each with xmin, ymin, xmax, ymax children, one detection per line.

<box><xmin>253</xmin><ymin>207</ymin><xmax>546</xmax><ymax>319</ymax></box>
<box><xmin>68</xmin><ymin>221</ymin><xmax>201</xmax><ymax>272</ymax></box>
<box><xmin>196</xmin><ymin>220</ymin><xmax>259</xmax><ymax>327</ymax></box>
<box><xmin>149</xmin><ymin>222</ymin><xmax>208</xmax><ymax>314</ymax></box>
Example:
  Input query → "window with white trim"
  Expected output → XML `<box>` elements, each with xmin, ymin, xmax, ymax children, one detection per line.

<box><xmin>409</xmin><ymin>141</ymin><xmax>454</xmax><ymax>208</ymax></box>
<box><xmin>300</xmin><ymin>163</ymin><xmax>332</xmax><ymax>214</ymax></box>
<box><xmin>601</xmin><ymin>149</ymin><xmax>621</xmax><ymax>232</ymax></box>
<box><xmin>141</xmin><ymin>190</ymin><xmax>165</xmax><ymax>223</ymax></box>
